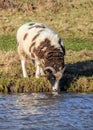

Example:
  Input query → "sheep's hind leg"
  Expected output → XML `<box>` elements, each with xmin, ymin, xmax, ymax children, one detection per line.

<box><xmin>18</xmin><ymin>45</ymin><xmax>28</xmax><ymax>78</ymax></box>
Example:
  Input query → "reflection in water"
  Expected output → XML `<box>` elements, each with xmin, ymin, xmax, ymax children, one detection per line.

<box><xmin>0</xmin><ymin>93</ymin><xmax>93</xmax><ymax>130</ymax></box>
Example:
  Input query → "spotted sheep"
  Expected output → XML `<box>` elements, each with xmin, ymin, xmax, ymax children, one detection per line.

<box><xmin>16</xmin><ymin>22</ymin><xmax>65</xmax><ymax>92</ymax></box>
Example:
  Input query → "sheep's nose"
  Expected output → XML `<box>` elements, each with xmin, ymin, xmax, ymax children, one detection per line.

<box><xmin>52</xmin><ymin>88</ymin><xmax>59</xmax><ymax>95</ymax></box>
<box><xmin>53</xmin><ymin>88</ymin><xmax>58</xmax><ymax>92</ymax></box>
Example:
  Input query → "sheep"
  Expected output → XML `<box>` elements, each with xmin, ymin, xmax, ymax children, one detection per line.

<box><xmin>16</xmin><ymin>22</ymin><xmax>65</xmax><ymax>92</ymax></box>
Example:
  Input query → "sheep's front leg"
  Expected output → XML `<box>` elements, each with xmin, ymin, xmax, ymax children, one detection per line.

<box><xmin>35</xmin><ymin>60</ymin><xmax>40</xmax><ymax>78</ymax></box>
<box><xmin>40</xmin><ymin>68</ymin><xmax>44</xmax><ymax>76</ymax></box>
<box><xmin>21</xmin><ymin>60</ymin><xmax>28</xmax><ymax>78</ymax></box>
<box><xmin>35</xmin><ymin>60</ymin><xmax>44</xmax><ymax>78</ymax></box>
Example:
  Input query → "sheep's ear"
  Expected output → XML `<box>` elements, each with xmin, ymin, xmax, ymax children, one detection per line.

<box><xmin>60</xmin><ymin>67</ymin><xmax>66</xmax><ymax>74</ymax></box>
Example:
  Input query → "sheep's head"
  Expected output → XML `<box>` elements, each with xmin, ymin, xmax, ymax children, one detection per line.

<box><xmin>44</xmin><ymin>66</ymin><xmax>65</xmax><ymax>92</ymax></box>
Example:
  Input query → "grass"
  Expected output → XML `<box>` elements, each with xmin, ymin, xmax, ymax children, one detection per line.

<box><xmin>0</xmin><ymin>35</ymin><xmax>93</xmax><ymax>52</ymax></box>
<box><xmin>0</xmin><ymin>0</ymin><xmax>93</xmax><ymax>38</ymax></box>
<box><xmin>64</xmin><ymin>38</ymin><xmax>93</xmax><ymax>51</ymax></box>
<box><xmin>0</xmin><ymin>35</ymin><xmax>16</xmax><ymax>51</ymax></box>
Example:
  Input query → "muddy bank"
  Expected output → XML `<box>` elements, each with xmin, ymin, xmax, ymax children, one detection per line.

<box><xmin>0</xmin><ymin>50</ymin><xmax>93</xmax><ymax>94</ymax></box>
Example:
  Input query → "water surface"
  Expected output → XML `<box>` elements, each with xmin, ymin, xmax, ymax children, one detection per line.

<box><xmin>0</xmin><ymin>93</ymin><xmax>93</xmax><ymax>130</ymax></box>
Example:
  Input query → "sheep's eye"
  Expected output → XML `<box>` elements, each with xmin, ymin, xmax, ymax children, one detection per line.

<box><xmin>51</xmin><ymin>75</ymin><xmax>56</xmax><ymax>81</ymax></box>
<box><xmin>49</xmin><ymin>75</ymin><xmax>56</xmax><ymax>86</ymax></box>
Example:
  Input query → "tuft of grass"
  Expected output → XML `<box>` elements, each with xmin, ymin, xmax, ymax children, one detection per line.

<box><xmin>68</xmin><ymin>77</ymin><xmax>93</xmax><ymax>93</ymax></box>
<box><xmin>0</xmin><ymin>77</ymin><xmax>52</xmax><ymax>94</ymax></box>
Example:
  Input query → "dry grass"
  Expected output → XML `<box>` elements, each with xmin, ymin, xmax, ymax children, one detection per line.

<box><xmin>0</xmin><ymin>0</ymin><xmax>93</xmax><ymax>38</ymax></box>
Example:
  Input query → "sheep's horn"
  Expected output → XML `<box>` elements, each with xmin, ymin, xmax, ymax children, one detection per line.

<box><xmin>44</xmin><ymin>66</ymin><xmax>56</xmax><ymax>74</ymax></box>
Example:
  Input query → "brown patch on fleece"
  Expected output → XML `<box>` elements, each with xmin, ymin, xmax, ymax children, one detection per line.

<box><xmin>34</xmin><ymin>38</ymin><xmax>65</xmax><ymax>72</ymax></box>
<box><xmin>58</xmin><ymin>38</ymin><xmax>65</xmax><ymax>55</ymax></box>
<box><xmin>34</xmin><ymin>25</ymin><xmax>45</xmax><ymax>28</ymax></box>
<box><xmin>45</xmin><ymin>48</ymin><xmax>64</xmax><ymax>71</ymax></box>
<box><xmin>29</xmin><ymin>23</ymin><xmax>35</xmax><ymax>26</ymax></box>
<box><xmin>29</xmin><ymin>42</ymin><xmax>35</xmax><ymax>52</ymax></box>
<box><xmin>23</xmin><ymin>33</ymin><xmax>28</xmax><ymax>40</ymax></box>
<box><xmin>33</xmin><ymin>38</ymin><xmax>50</xmax><ymax>59</ymax></box>
<box><xmin>32</xmin><ymin>29</ymin><xmax>44</xmax><ymax>42</ymax></box>
<box><xmin>29</xmin><ymin>29</ymin><xmax>45</xmax><ymax>52</ymax></box>
<box><xmin>32</xmin><ymin>33</ymin><xmax>40</xmax><ymax>42</ymax></box>
<box><xmin>31</xmin><ymin>53</ymin><xmax>35</xmax><ymax>58</ymax></box>
<box><xmin>28</xmin><ymin>24</ymin><xmax>45</xmax><ymax>30</ymax></box>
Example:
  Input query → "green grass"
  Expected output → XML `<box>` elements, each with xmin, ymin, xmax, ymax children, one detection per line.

<box><xmin>0</xmin><ymin>35</ymin><xmax>16</xmax><ymax>51</ymax></box>
<box><xmin>0</xmin><ymin>35</ymin><xmax>93</xmax><ymax>52</ymax></box>
<box><xmin>63</xmin><ymin>38</ymin><xmax>93</xmax><ymax>51</ymax></box>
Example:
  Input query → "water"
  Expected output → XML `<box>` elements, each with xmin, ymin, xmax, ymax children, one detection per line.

<box><xmin>0</xmin><ymin>93</ymin><xmax>93</xmax><ymax>130</ymax></box>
